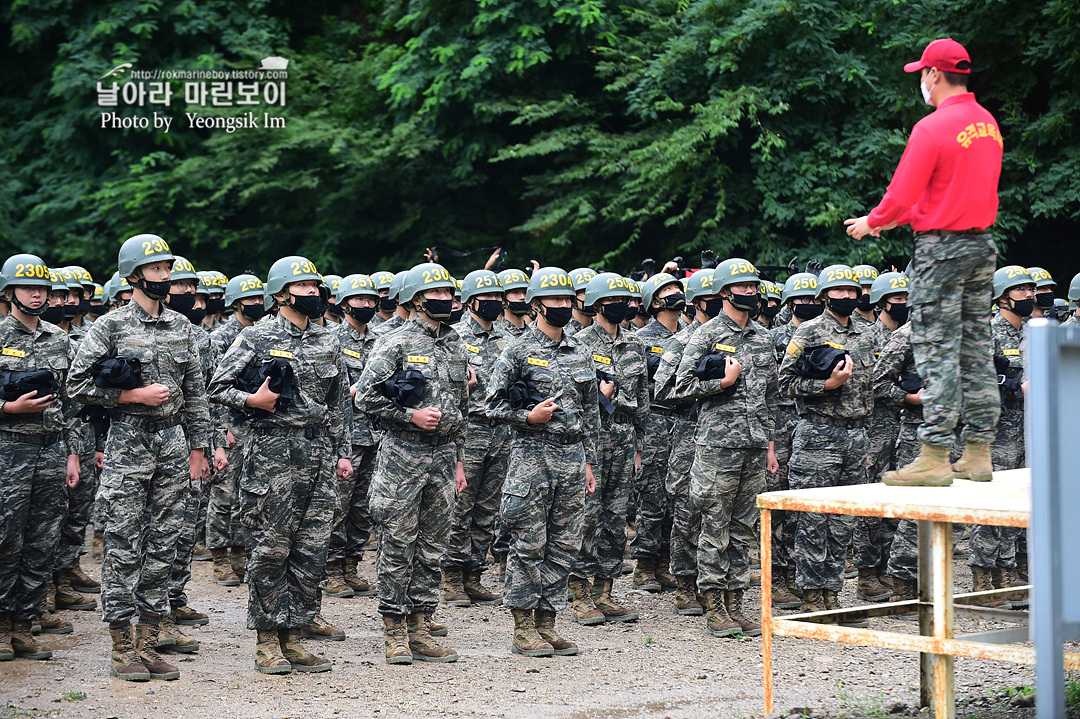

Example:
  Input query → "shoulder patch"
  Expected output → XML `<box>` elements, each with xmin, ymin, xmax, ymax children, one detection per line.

<box><xmin>786</xmin><ymin>341</ymin><xmax>801</xmax><ymax>356</ymax></box>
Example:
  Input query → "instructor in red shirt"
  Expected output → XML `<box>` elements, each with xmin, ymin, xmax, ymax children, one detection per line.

<box><xmin>845</xmin><ymin>38</ymin><xmax>1003</xmax><ymax>487</ymax></box>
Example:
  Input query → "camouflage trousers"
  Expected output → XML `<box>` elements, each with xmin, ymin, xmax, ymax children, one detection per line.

<box><xmin>630</xmin><ymin>412</ymin><xmax>673</xmax><ymax>560</ymax></box>
<box><xmin>667</xmin><ymin>418</ymin><xmax>701</xmax><ymax>577</ymax></box>
<box><xmin>970</xmin><ymin>406</ymin><xmax>1024</xmax><ymax>569</ymax></box>
<box><xmin>0</xmin><ymin>436</ymin><xmax>67</xmax><ymax>621</ymax></box>
<box><xmin>327</xmin><ymin>443</ymin><xmax>376</xmax><ymax>564</ymax></box>
<box><xmin>692</xmin><ymin>445</ymin><xmax>766</xmax><ymax>593</ymax></box>
<box><xmin>572</xmin><ymin>420</ymin><xmax>634</xmax><ymax>580</ymax></box>
<box><xmin>500</xmin><ymin>437</ymin><xmax>586</xmax><ymax>612</ymax></box>
<box><xmin>54</xmin><ymin>450</ymin><xmax>98</xmax><ymax>571</ymax></box>
<box><xmin>240</xmin><ymin>431</ymin><xmax>336</xmax><ymax>630</ymax></box>
<box><xmin>369</xmin><ymin>433</ymin><xmax>456</xmax><ymax>617</ymax></box>
<box><xmin>789</xmin><ymin>419</ymin><xmax>868</xmax><ymax>591</ymax></box>
<box><xmin>853</xmin><ymin>405</ymin><xmax>902</xmax><ymax>569</ymax></box>
<box><xmin>168</xmin><ymin>472</ymin><xmax>208</xmax><ymax>609</ymax></box>
<box><xmin>768</xmin><ymin>403</ymin><xmax>799</xmax><ymax>569</ymax></box>
<box><xmin>910</xmin><ymin>233</ymin><xmax>1000</xmax><ymax>448</ymax></box>
<box><xmin>442</xmin><ymin>422</ymin><xmax>510</xmax><ymax>572</ymax></box>
<box><xmin>205</xmin><ymin>424</ymin><xmax>248</xmax><ymax>550</ymax></box>
<box><xmin>886</xmin><ymin>422</ymin><xmax>923</xmax><ymax>582</ymax></box>
<box><xmin>99</xmin><ymin>421</ymin><xmax>190</xmax><ymax>623</ymax></box>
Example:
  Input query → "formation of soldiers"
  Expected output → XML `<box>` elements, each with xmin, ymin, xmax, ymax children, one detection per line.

<box><xmin>1</xmin><ymin>235</ymin><xmax>1077</xmax><ymax>678</ymax></box>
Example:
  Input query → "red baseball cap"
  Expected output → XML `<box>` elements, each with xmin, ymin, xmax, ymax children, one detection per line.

<box><xmin>903</xmin><ymin>38</ymin><xmax>971</xmax><ymax>74</ymax></box>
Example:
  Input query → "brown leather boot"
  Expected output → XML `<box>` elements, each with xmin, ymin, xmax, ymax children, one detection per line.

<box><xmin>951</xmin><ymin>441</ymin><xmax>993</xmax><ymax>482</ymax></box>
<box><xmin>44</xmin><ymin>577</ymin><xmax>56</xmax><ymax>613</ymax></box>
<box><xmin>0</xmin><ymin>613</ymin><xmax>14</xmax><ymax>661</ymax></box>
<box><xmin>382</xmin><ymin>614</ymin><xmax>412</xmax><ymax>665</ymax></box>
<box><xmin>134</xmin><ymin>621</ymin><xmax>179</xmax><ymax>680</ymax></box>
<box><xmin>171</xmin><ymin>604</ymin><xmax>209</xmax><ymax>626</ymax></box>
<box><xmin>492</xmin><ymin>550</ymin><xmax>508</xmax><ymax>579</ymax></box>
<box><xmin>425</xmin><ymin>613</ymin><xmax>448</xmax><ymax>637</ymax></box>
<box><xmin>441</xmin><ymin>568</ymin><xmax>471</xmax><ymax>607</ymax></box>
<box><xmin>673</xmin><ymin>575</ymin><xmax>704</xmax><ymax>616</ymax></box>
<box><xmin>971</xmin><ymin>566</ymin><xmax>1011</xmax><ymax>608</ymax></box>
<box><xmin>772</xmin><ymin>567</ymin><xmax>802</xmax><ymax>609</ymax></box>
<box><xmin>655</xmin><ymin>554</ymin><xmax>678</xmax><ymax>590</ymax></box>
<box><xmin>91</xmin><ymin>529</ymin><xmax>104</xmax><ymax>561</ymax></box>
<box><xmin>632</xmin><ymin>557</ymin><xmax>662</xmax><ymax>593</ymax></box>
<box><xmin>592</xmin><ymin>578</ymin><xmax>639</xmax><ymax>623</ymax></box>
<box><xmin>824</xmin><ymin>590</ymin><xmax>869</xmax><ymax>628</ymax></box>
<box><xmin>280</xmin><ymin>628</ymin><xmax>332</xmax><ymax>672</ymax></box>
<box><xmin>192</xmin><ymin>542</ymin><xmax>212</xmax><ymax>561</ymax></box>
<box><xmin>800</xmin><ymin>589</ymin><xmax>826</xmax><ymax>614</ymax></box>
<box><xmin>302</xmin><ymin>595</ymin><xmax>345</xmax><ymax>641</ymax></box>
<box><xmin>211</xmin><ymin>548</ymin><xmax>240</xmax><ymax>587</ymax></box>
<box><xmin>109</xmin><ymin>623</ymin><xmax>149</xmax><ymax>681</ymax></box>
<box><xmin>67</xmin><ymin>561</ymin><xmax>100</xmax><ymax>594</ymax></box>
<box><xmin>856</xmin><ymin>567</ymin><xmax>893</xmax><ymax>602</ymax></box>
<box><xmin>724</xmin><ymin>589</ymin><xmax>762</xmax><ymax>636</ymax></box>
<box><xmin>510</xmin><ymin>608</ymin><xmax>553</xmax><ymax>657</ymax></box>
<box><xmin>159</xmin><ymin>615</ymin><xmax>200</xmax><ymax>653</ymax></box>
<box><xmin>888</xmin><ymin>577</ymin><xmax>918</xmax><ymax>615</ymax></box>
<box><xmin>323</xmin><ymin>559</ymin><xmax>355</xmax><ymax>598</ymax></box>
<box><xmin>568</xmin><ymin>577</ymin><xmax>605</xmax><ymax>625</ymax></box>
<box><xmin>37</xmin><ymin>614</ymin><xmax>72</xmax><ymax>634</ymax></box>
<box><xmin>702</xmin><ymin>590</ymin><xmax>740</xmax><ymax>637</ymax></box>
<box><xmin>54</xmin><ymin>571</ymin><xmax>96</xmax><ymax>611</ymax></box>
<box><xmin>342</xmin><ymin>557</ymin><xmax>376</xmax><ymax>596</ymax></box>
<box><xmin>463</xmin><ymin>570</ymin><xmax>502</xmax><ymax>606</ymax></box>
<box><xmin>254</xmin><ymin>629</ymin><xmax>292</xmax><ymax>674</ymax></box>
<box><xmin>230</xmin><ymin>546</ymin><xmax>247</xmax><ymax>582</ymax></box>
<box><xmin>883</xmin><ymin>444</ymin><xmax>953</xmax><ymax>486</ymax></box>
<box><xmin>406</xmin><ymin>612</ymin><xmax>458</xmax><ymax>663</ymax></box>
<box><xmin>534</xmin><ymin>609</ymin><xmax>578</xmax><ymax>655</ymax></box>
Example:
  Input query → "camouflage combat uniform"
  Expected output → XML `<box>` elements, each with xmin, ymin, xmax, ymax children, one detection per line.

<box><xmin>768</xmin><ymin>321</ymin><xmax>800</xmax><ymax>571</ymax></box>
<box><xmin>69</xmin><ymin>301</ymin><xmax>210</xmax><ymax>624</ymax></box>
<box><xmin>208</xmin><ymin>312</ymin><xmax>349</xmax><ymax>630</ymax></box>
<box><xmin>355</xmin><ymin>316</ymin><xmax>468</xmax><ymax>617</ymax></box>
<box><xmin>490</xmin><ymin>318</ymin><xmax>529</xmax><ymax>559</ymax></box>
<box><xmin>486</xmin><ymin>324</ymin><xmax>600</xmax><ymax>611</ymax></box>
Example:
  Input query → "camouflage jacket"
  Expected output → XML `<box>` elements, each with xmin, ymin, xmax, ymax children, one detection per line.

<box><xmin>355</xmin><ymin>316</ymin><xmax>469</xmax><ymax>462</ymax></box>
<box><xmin>497</xmin><ymin>317</ymin><xmax>529</xmax><ymax>339</ymax></box>
<box><xmin>68</xmin><ymin>300</ymin><xmax>211</xmax><ymax>450</ymax></box>
<box><xmin>872</xmin><ymin>322</ymin><xmax>922</xmax><ymax>425</ymax></box>
<box><xmin>991</xmin><ymin>313</ymin><xmax>1025</xmax><ymax>410</ymax></box>
<box><xmin>674</xmin><ymin>311</ymin><xmax>778</xmax><ymax>448</ymax></box>
<box><xmin>371</xmin><ymin>312</ymin><xmax>407</xmax><ymax>338</ymax></box>
<box><xmin>771</xmin><ymin>321</ymin><xmax>798</xmax><ymax>408</ymax></box>
<box><xmin>652</xmin><ymin>318</ymin><xmax>703</xmax><ymax>408</ymax></box>
<box><xmin>336</xmin><ymin>319</ymin><xmax>379</xmax><ymax>447</ymax></box>
<box><xmin>636</xmin><ymin>318</ymin><xmax>682</xmax><ymax>408</ymax></box>
<box><xmin>485</xmin><ymin>323</ymin><xmax>601</xmax><ymax>465</ymax></box>
<box><xmin>208</xmin><ymin>311</ymin><xmax>350</xmax><ymax>460</ymax></box>
<box><xmin>453</xmin><ymin>313</ymin><xmax>508</xmax><ymax>421</ymax></box>
<box><xmin>778</xmin><ymin>310</ymin><xmax>876</xmax><ymax>422</ymax></box>
<box><xmin>0</xmin><ymin>314</ymin><xmax>72</xmax><ymax>444</ymax></box>
<box><xmin>62</xmin><ymin>323</ymin><xmax>96</xmax><ymax>455</ymax></box>
<box><xmin>573</xmin><ymin>321</ymin><xmax>650</xmax><ymax>442</ymax></box>
<box><xmin>209</xmin><ymin>315</ymin><xmax>247</xmax><ymax>358</ymax></box>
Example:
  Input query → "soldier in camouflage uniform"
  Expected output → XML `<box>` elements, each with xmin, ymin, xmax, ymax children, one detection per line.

<box><xmin>355</xmin><ymin>263</ymin><xmax>467</xmax><ymax>665</ymax></box>
<box><xmin>675</xmin><ymin>259</ymin><xmax>778</xmax><ymax>637</ymax></box>
<box><xmin>209</xmin><ymin>255</ymin><xmax>351</xmax><ymax>675</ymax></box>
<box><xmin>779</xmin><ymin>265</ymin><xmax>876</xmax><ymax>616</ymax></box>
<box><xmin>629</xmin><ymin>273</ymin><xmax>686</xmax><ymax>593</ymax></box>
<box><xmin>69</xmin><ymin>235</ymin><xmax>211</xmax><ymax>681</ymax></box>
<box><xmin>851</xmin><ymin>265</ymin><xmax>879</xmax><ymax>328</ymax></box>
<box><xmin>486</xmin><ymin>266</ymin><xmax>600</xmax><ymax>657</ymax></box>
<box><xmin>568</xmin><ymin>273</ymin><xmax>649</xmax><ymax>625</ymax></box>
<box><xmin>0</xmin><ymin>254</ymin><xmax>79</xmax><ymax>662</ymax></box>
<box><xmin>369</xmin><ymin>270</ymin><xmax>397</xmax><ymax>330</ymax></box>
<box><xmin>441</xmin><ymin>270</ymin><xmax>509</xmax><ymax>607</ymax></box>
<box><xmin>371</xmin><ymin>271</ymin><xmax>410</xmax><ymax>338</ymax></box>
<box><xmin>565</xmin><ymin>267</ymin><xmax>596</xmax><ymax>336</ymax></box>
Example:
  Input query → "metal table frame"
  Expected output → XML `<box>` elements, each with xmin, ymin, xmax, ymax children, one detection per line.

<box><xmin>758</xmin><ymin>470</ymin><xmax>1077</xmax><ymax>718</ymax></box>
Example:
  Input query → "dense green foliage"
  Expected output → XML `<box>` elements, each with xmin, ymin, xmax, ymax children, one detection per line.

<box><xmin>2</xmin><ymin>0</ymin><xmax>1078</xmax><ymax>281</ymax></box>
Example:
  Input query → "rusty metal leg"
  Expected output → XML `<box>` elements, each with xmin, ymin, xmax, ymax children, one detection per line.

<box><xmin>762</xmin><ymin>508</ymin><xmax>774</xmax><ymax>715</ymax></box>
<box><xmin>918</xmin><ymin>520</ymin><xmax>932</xmax><ymax>708</ymax></box>
<box><xmin>929</xmin><ymin>520</ymin><xmax>955</xmax><ymax>719</ymax></box>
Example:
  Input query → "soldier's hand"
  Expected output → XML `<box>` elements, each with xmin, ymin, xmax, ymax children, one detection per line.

<box><xmin>599</xmin><ymin>379</ymin><xmax>616</xmax><ymax>399</ymax></box>
<box><xmin>824</xmin><ymin>356</ymin><xmax>854</xmax><ymax>390</ymax></box>
<box><xmin>246</xmin><ymin>376</ymin><xmax>280</xmax><ymax>413</ymax></box>
<box><xmin>4</xmin><ymin>390</ymin><xmax>55</xmax><ymax>413</ymax></box>
<box><xmin>455</xmin><ymin>461</ymin><xmax>467</xmax><ymax>493</ymax></box>
<box><xmin>720</xmin><ymin>357</ymin><xmax>742</xmax><ymax>388</ymax></box>
<box><xmin>214</xmin><ymin>446</ymin><xmax>229</xmax><ymax>472</ymax></box>
<box><xmin>766</xmin><ymin>446</ymin><xmax>779</xmax><ymax>475</ymax></box>
<box><xmin>585</xmin><ymin>464</ymin><xmax>596</xmax><ymax>495</ymax></box>
<box><xmin>201</xmin><ymin>454</ymin><xmax>210</xmax><ymax>479</ymax></box>
<box><xmin>526</xmin><ymin>398</ymin><xmax>558</xmax><ymax>425</ymax></box>
<box><xmin>94</xmin><ymin>451</ymin><xmax>104</xmax><ymax>471</ymax></box>
<box><xmin>226</xmin><ymin>428</ymin><xmax>236</xmax><ymax>447</ymax></box>
<box><xmin>338</xmin><ymin>458</ymin><xmax>354</xmax><ymax>480</ymax></box>
<box><xmin>905</xmin><ymin>389</ymin><xmax>923</xmax><ymax>406</ymax></box>
<box><xmin>66</xmin><ymin>454</ymin><xmax>81</xmax><ymax>489</ymax></box>
<box><xmin>410</xmin><ymin>406</ymin><xmax>442</xmax><ymax>431</ymax></box>
<box><xmin>467</xmin><ymin>365</ymin><xmax>478</xmax><ymax>389</ymax></box>
<box><xmin>635</xmin><ymin>449</ymin><xmax>642</xmax><ymax>471</ymax></box>
<box><xmin>122</xmin><ymin>383</ymin><xmax>170</xmax><ymax>407</ymax></box>
<box><xmin>189</xmin><ymin>449</ymin><xmax>208</xmax><ymax>482</ymax></box>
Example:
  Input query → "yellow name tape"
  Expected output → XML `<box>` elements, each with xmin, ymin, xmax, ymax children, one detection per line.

<box><xmin>465</xmin><ymin>344</ymin><xmax>480</xmax><ymax>354</ymax></box>
<box><xmin>1</xmin><ymin>348</ymin><xmax>26</xmax><ymax>358</ymax></box>
<box><xmin>650</xmin><ymin>346</ymin><xmax>663</xmax><ymax>354</ymax></box>
<box><xmin>343</xmin><ymin>349</ymin><xmax>362</xmax><ymax>359</ymax></box>
<box><xmin>715</xmin><ymin>343</ymin><xmax>736</xmax><ymax>353</ymax></box>
<box><xmin>269</xmin><ymin>350</ymin><xmax>293</xmax><ymax>359</ymax></box>
<box><xmin>823</xmin><ymin>341</ymin><xmax>844</xmax><ymax>350</ymax></box>
<box><xmin>593</xmin><ymin>354</ymin><xmax>612</xmax><ymax>365</ymax></box>
<box><xmin>407</xmin><ymin>355</ymin><xmax>430</xmax><ymax>364</ymax></box>
<box><xmin>527</xmin><ymin>357</ymin><xmax>548</xmax><ymax>368</ymax></box>
<box><xmin>1002</xmin><ymin>348</ymin><xmax>1020</xmax><ymax>356</ymax></box>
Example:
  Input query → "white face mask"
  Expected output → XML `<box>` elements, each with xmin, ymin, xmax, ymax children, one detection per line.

<box><xmin>920</xmin><ymin>74</ymin><xmax>933</xmax><ymax>105</ymax></box>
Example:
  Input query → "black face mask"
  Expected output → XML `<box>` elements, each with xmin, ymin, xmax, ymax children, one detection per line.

<box><xmin>473</xmin><ymin>299</ymin><xmax>504</xmax><ymax>322</ymax></box>
<box><xmin>727</xmin><ymin>292</ymin><xmax>759</xmax><ymax>313</ymax></box>
<box><xmin>240</xmin><ymin>303</ymin><xmax>267</xmax><ymax>321</ymax></box>
<box><xmin>89</xmin><ymin>305</ymin><xmax>108</xmax><ymax>317</ymax></box>
<box><xmin>348</xmin><ymin>306</ymin><xmax>378</xmax><ymax>324</ymax></box>
<box><xmin>168</xmin><ymin>293</ymin><xmax>198</xmax><ymax>313</ymax></box>
<box><xmin>885</xmin><ymin>302</ymin><xmax>909</xmax><ymax>325</ymax></box>
<box><xmin>419</xmin><ymin>298</ymin><xmax>453</xmax><ymax>321</ymax></box>
<box><xmin>206</xmin><ymin>297</ymin><xmax>226</xmax><ymax>315</ymax></box>
<box><xmin>1008</xmin><ymin>297</ymin><xmax>1034</xmax><ymax>318</ymax></box>
<box><xmin>1035</xmin><ymin>292</ymin><xmax>1055</xmax><ymax>308</ymax></box>
<box><xmin>288</xmin><ymin>294</ymin><xmax>324</xmax><ymax>318</ymax></box>
<box><xmin>747</xmin><ymin>304</ymin><xmax>761</xmax><ymax>320</ymax></box>
<box><xmin>78</xmin><ymin>300</ymin><xmax>92</xmax><ymax>315</ymax></box>
<box><xmin>326</xmin><ymin>303</ymin><xmax>344</xmax><ymax>318</ymax></box>
<box><xmin>858</xmin><ymin>294</ymin><xmax>872</xmax><ymax>311</ymax></box>
<box><xmin>507</xmin><ymin>300</ymin><xmax>531</xmax><ymax>316</ymax></box>
<box><xmin>184</xmin><ymin>308</ymin><xmax>207</xmax><ymax>325</ymax></box>
<box><xmin>448</xmin><ymin>308</ymin><xmax>464</xmax><ymax>324</ymax></box>
<box><xmin>380</xmin><ymin>296</ymin><xmax>398</xmax><ymax>312</ymax></box>
<box><xmin>761</xmin><ymin>304</ymin><xmax>781</xmax><ymax>320</ymax></box>
<box><xmin>575</xmin><ymin>298</ymin><xmax>596</xmax><ymax>317</ymax></box>
<box><xmin>63</xmin><ymin>304</ymin><xmax>79</xmax><ymax>320</ymax></box>
<box><xmin>540</xmin><ymin>304</ymin><xmax>573</xmax><ymax>328</ymax></box>
<box><xmin>40</xmin><ymin>305</ymin><xmax>65</xmax><ymax>323</ymax></box>
<box><xmin>600</xmin><ymin>301</ymin><xmax>629</xmax><ymax>324</ymax></box>
<box><xmin>660</xmin><ymin>292</ymin><xmax>686</xmax><ymax>312</ymax></box>
<box><xmin>137</xmin><ymin>278</ymin><xmax>172</xmax><ymax>301</ymax></box>
<box><xmin>828</xmin><ymin>297</ymin><xmax>860</xmax><ymax>317</ymax></box>
<box><xmin>793</xmin><ymin>303</ymin><xmax>825</xmax><ymax>321</ymax></box>
<box><xmin>699</xmin><ymin>298</ymin><xmax>724</xmax><ymax>319</ymax></box>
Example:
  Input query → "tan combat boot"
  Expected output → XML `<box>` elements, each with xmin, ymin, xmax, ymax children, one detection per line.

<box><xmin>342</xmin><ymin>557</ymin><xmax>376</xmax><ymax>596</ymax></box>
<box><xmin>159</xmin><ymin>615</ymin><xmax>200</xmax><ymax>653</ymax></box>
<box><xmin>44</xmin><ymin>577</ymin><xmax>56</xmax><ymax>613</ymax></box>
<box><xmin>855</xmin><ymin>567</ymin><xmax>893</xmax><ymax>602</ymax></box>
<box><xmin>673</xmin><ymin>575</ymin><xmax>704</xmax><ymax>615</ymax></box>
<box><xmin>302</xmin><ymin>595</ymin><xmax>345</xmax><ymax>641</ymax></box>
<box><xmin>971</xmin><ymin>566</ymin><xmax>1010</xmax><ymax>608</ymax></box>
<box><xmin>510</xmin><ymin>608</ymin><xmax>554</xmax><ymax>657</ymax></box>
<box><xmin>772</xmin><ymin>567</ymin><xmax>802</xmax><ymax>609</ymax></box>
<box><xmin>382</xmin><ymin>614</ymin><xmax>413</xmax><ymax>665</ymax></box>
<box><xmin>888</xmin><ymin>577</ymin><xmax>918</xmax><ymax>615</ymax></box>
<box><xmin>192</xmin><ymin>541</ymin><xmax>212</xmax><ymax>561</ymax></box>
<box><xmin>36</xmin><ymin>593</ymin><xmax>71</xmax><ymax>635</ymax></box>
<box><xmin>210</xmin><ymin>548</ymin><xmax>241</xmax><ymax>587</ymax></box>
<box><xmin>134</xmin><ymin>621</ymin><xmax>179</xmax><ymax>680</ymax></box>
<box><xmin>230</xmin><ymin>546</ymin><xmax>247</xmax><ymax>582</ymax></box>
<box><xmin>406</xmin><ymin>612</ymin><xmax>459</xmax><ymax>662</ymax></box>
<box><xmin>882</xmin><ymin>444</ymin><xmax>953</xmax><ymax>486</ymax></box>
<box><xmin>91</xmin><ymin>529</ymin><xmax>105</xmax><ymax>561</ymax></box>
<box><xmin>463</xmin><ymin>570</ymin><xmax>502</xmax><ymax>606</ymax></box>
<box><xmin>54</xmin><ymin>571</ymin><xmax>96</xmax><ymax>611</ymax></box>
<box><xmin>280</xmin><ymin>628</ymin><xmax>331</xmax><ymax>672</ymax></box>
<box><xmin>492</xmin><ymin>550</ymin><xmax>508</xmax><ymax>579</ymax></box>
<box><xmin>800</xmin><ymin>589</ymin><xmax>826</xmax><ymax>614</ymax></box>
<box><xmin>592</xmin><ymin>578</ymin><xmax>639</xmax><ymax>623</ymax></box>
<box><xmin>0</xmin><ymin>612</ymin><xmax>13</xmax><ymax>661</ymax></box>
<box><xmin>724</xmin><ymin>589</ymin><xmax>762</xmax><ymax>636</ymax></box>
<box><xmin>702</xmin><ymin>590</ymin><xmax>741</xmax><ymax>637</ymax></box>
<box><xmin>109</xmin><ymin>623</ymin><xmax>150</xmax><ymax>681</ymax></box>
<box><xmin>67</xmin><ymin>561</ymin><xmax>101</xmax><ymax>594</ymax></box>
<box><xmin>171</xmin><ymin>604</ymin><xmax>209</xmax><ymax>626</ymax></box>
<box><xmin>632</xmin><ymin>557</ymin><xmax>662</xmax><ymax>593</ymax></box>
<box><xmin>534</xmin><ymin>609</ymin><xmax>578</xmax><ymax>655</ymax></box>
<box><xmin>951</xmin><ymin>441</ymin><xmax>993</xmax><ymax>482</ymax></box>
<box><xmin>254</xmin><ymin>628</ymin><xmax>292</xmax><ymax>674</ymax></box>
<box><xmin>323</xmin><ymin>560</ymin><xmax>355</xmax><ymax>598</ymax></box>
<box><xmin>655</xmin><ymin>554</ymin><xmax>678</xmax><ymax>590</ymax></box>
<box><xmin>824</xmin><ymin>590</ymin><xmax>869</xmax><ymax>628</ymax></box>
<box><xmin>441</xmin><ymin>568</ymin><xmax>471</xmax><ymax>607</ymax></box>
<box><xmin>568</xmin><ymin>576</ymin><xmax>605</xmax><ymax>625</ymax></box>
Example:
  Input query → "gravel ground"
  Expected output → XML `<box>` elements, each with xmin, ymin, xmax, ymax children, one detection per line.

<box><xmin>2</xmin><ymin>544</ymin><xmax>1075</xmax><ymax>719</ymax></box>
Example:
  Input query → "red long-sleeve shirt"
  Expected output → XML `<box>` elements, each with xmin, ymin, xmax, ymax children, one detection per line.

<box><xmin>868</xmin><ymin>93</ymin><xmax>1003</xmax><ymax>232</ymax></box>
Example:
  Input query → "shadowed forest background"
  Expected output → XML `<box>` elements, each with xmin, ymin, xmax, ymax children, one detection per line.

<box><xmin>2</xmin><ymin>0</ymin><xmax>1078</xmax><ymax>281</ymax></box>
